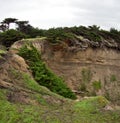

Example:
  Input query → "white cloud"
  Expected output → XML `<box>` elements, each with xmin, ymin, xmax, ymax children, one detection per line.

<box><xmin>0</xmin><ymin>0</ymin><xmax>120</xmax><ymax>30</ymax></box>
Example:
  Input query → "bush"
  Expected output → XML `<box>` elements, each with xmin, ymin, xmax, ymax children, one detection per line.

<box><xmin>18</xmin><ymin>44</ymin><xmax>76</xmax><ymax>99</ymax></box>
<box><xmin>0</xmin><ymin>29</ymin><xmax>27</xmax><ymax>48</ymax></box>
<box><xmin>46</xmin><ymin>28</ymin><xmax>75</xmax><ymax>43</ymax></box>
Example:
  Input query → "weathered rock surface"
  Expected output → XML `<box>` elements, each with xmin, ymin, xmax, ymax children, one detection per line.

<box><xmin>11</xmin><ymin>38</ymin><xmax>120</xmax><ymax>105</ymax></box>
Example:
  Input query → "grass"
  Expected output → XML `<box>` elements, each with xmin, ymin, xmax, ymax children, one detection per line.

<box><xmin>73</xmin><ymin>96</ymin><xmax>120</xmax><ymax>123</ymax></box>
<box><xmin>74</xmin><ymin>96</ymin><xmax>109</xmax><ymax>112</ymax></box>
<box><xmin>22</xmin><ymin>73</ymin><xmax>62</xmax><ymax>98</ymax></box>
<box><xmin>8</xmin><ymin>68</ymin><xmax>64</xmax><ymax>100</ymax></box>
<box><xmin>0</xmin><ymin>87</ymin><xmax>120</xmax><ymax>123</ymax></box>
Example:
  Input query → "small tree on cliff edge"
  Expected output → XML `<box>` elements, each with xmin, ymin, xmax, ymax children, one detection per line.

<box><xmin>2</xmin><ymin>18</ymin><xmax>17</xmax><ymax>30</ymax></box>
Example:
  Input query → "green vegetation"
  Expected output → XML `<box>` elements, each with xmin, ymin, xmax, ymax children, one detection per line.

<box><xmin>0</xmin><ymin>18</ymin><xmax>120</xmax><ymax>123</ymax></box>
<box><xmin>8</xmin><ymin>67</ymin><xmax>64</xmax><ymax>101</ymax></box>
<box><xmin>75</xmin><ymin>25</ymin><xmax>101</xmax><ymax>42</ymax></box>
<box><xmin>110</xmin><ymin>74</ymin><xmax>117</xmax><ymax>82</ymax></box>
<box><xmin>92</xmin><ymin>80</ymin><xmax>102</xmax><ymax>91</ymax></box>
<box><xmin>1</xmin><ymin>17</ymin><xmax>120</xmax><ymax>49</ymax></box>
<box><xmin>0</xmin><ymin>29</ymin><xmax>27</xmax><ymax>48</ymax></box>
<box><xmin>75</xmin><ymin>96</ymin><xmax>109</xmax><ymax>112</ymax></box>
<box><xmin>46</xmin><ymin>28</ymin><xmax>76</xmax><ymax>43</ymax></box>
<box><xmin>22</xmin><ymin>73</ymin><xmax>55</xmax><ymax>96</ymax></box>
<box><xmin>0</xmin><ymin>49</ymin><xmax>6</xmax><ymax>57</ymax></box>
<box><xmin>0</xmin><ymin>88</ymin><xmax>120</xmax><ymax>123</ymax></box>
<box><xmin>18</xmin><ymin>44</ymin><xmax>76</xmax><ymax>99</ymax></box>
<box><xmin>0</xmin><ymin>49</ymin><xmax>6</xmax><ymax>54</ymax></box>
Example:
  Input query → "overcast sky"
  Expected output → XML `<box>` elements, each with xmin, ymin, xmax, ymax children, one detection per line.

<box><xmin>0</xmin><ymin>0</ymin><xmax>120</xmax><ymax>30</ymax></box>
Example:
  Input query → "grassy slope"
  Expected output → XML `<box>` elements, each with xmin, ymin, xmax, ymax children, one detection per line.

<box><xmin>0</xmin><ymin>70</ymin><xmax>120</xmax><ymax>123</ymax></box>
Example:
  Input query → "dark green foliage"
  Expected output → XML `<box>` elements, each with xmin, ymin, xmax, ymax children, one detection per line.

<box><xmin>1</xmin><ymin>17</ymin><xmax>120</xmax><ymax>48</ymax></box>
<box><xmin>88</xmin><ymin>25</ymin><xmax>100</xmax><ymax>31</ymax></box>
<box><xmin>18</xmin><ymin>44</ymin><xmax>76</xmax><ymax>99</ymax></box>
<box><xmin>85</xmin><ymin>31</ymin><xmax>101</xmax><ymax>42</ymax></box>
<box><xmin>16</xmin><ymin>21</ymin><xmax>46</xmax><ymax>38</ymax></box>
<box><xmin>0</xmin><ymin>29</ymin><xmax>27</xmax><ymax>48</ymax></box>
<box><xmin>0</xmin><ymin>18</ymin><xmax>17</xmax><ymax>31</ymax></box>
<box><xmin>27</xmin><ymin>28</ymin><xmax>46</xmax><ymax>38</ymax></box>
<box><xmin>0</xmin><ymin>18</ymin><xmax>46</xmax><ymax>39</ymax></box>
<box><xmin>63</xmin><ymin>26</ymin><xmax>101</xmax><ymax>42</ymax></box>
<box><xmin>100</xmin><ymin>29</ymin><xmax>120</xmax><ymax>43</ymax></box>
<box><xmin>1</xmin><ymin>17</ymin><xmax>120</xmax><ymax>49</ymax></box>
<box><xmin>0</xmin><ymin>23</ymin><xmax>7</xmax><ymax>32</ymax></box>
<box><xmin>78</xmin><ymin>25</ymin><xmax>101</xmax><ymax>42</ymax></box>
<box><xmin>16</xmin><ymin>21</ymin><xmax>29</xmax><ymax>33</ymax></box>
<box><xmin>46</xmin><ymin>28</ymin><xmax>76</xmax><ymax>43</ymax></box>
<box><xmin>110</xmin><ymin>28</ymin><xmax>120</xmax><ymax>34</ymax></box>
<box><xmin>53</xmin><ymin>25</ymin><xmax>120</xmax><ymax>45</ymax></box>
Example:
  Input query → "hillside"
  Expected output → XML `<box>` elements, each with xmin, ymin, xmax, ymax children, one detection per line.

<box><xmin>0</xmin><ymin>44</ymin><xmax>119</xmax><ymax>122</ymax></box>
<box><xmin>0</xmin><ymin>25</ymin><xmax>120</xmax><ymax>122</ymax></box>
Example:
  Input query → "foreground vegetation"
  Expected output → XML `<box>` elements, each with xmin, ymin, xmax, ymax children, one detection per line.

<box><xmin>0</xmin><ymin>76</ymin><xmax>120</xmax><ymax>123</ymax></box>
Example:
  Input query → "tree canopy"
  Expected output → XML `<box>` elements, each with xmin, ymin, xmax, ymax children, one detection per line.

<box><xmin>0</xmin><ymin>17</ymin><xmax>120</xmax><ymax>49</ymax></box>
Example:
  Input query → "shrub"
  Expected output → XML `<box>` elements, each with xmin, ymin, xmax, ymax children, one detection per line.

<box><xmin>46</xmin><ymin>28</ymin><xmax>75</xmax><ymax>43</ymax></box>
<box><xmin>18</xmin><ymin>44</ymin><xmax>76</xmax><ymax>99</ymax></box>
<box><xmin>110</xmin><ymin>28</ymin><xmax>119</xmax><ymax>35</ymax></box>
<box><xmin>0</xmin><ymin>29</ymin><xmax>27</xmax><ymax>48</ymax></box>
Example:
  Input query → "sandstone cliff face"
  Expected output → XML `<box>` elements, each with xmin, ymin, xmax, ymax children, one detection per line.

<box><xmin>41</xmin><ymin>42</ymin><xmax>120</xmax><ymax>104</ymax></box>
<box><xmin>11</xmin><ymin>39</ymin><xmax>120</xmax><ymax>105</ymax></box>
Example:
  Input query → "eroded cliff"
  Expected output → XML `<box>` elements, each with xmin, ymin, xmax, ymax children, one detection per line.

<box><xmin>11</xmin><ymin>37</ymin><xmax>120</xmax><ymax>105</ymax></box>
<box><xmin>2</xmin><ymin>44</ymin><xmax>120</xmax><ymax>123</ymax></box>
